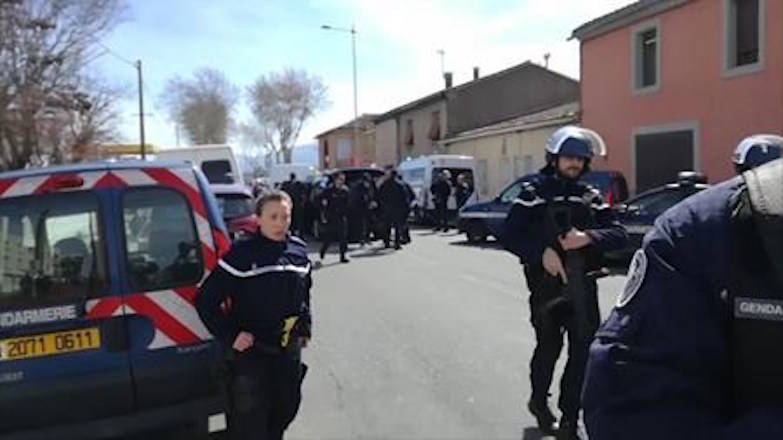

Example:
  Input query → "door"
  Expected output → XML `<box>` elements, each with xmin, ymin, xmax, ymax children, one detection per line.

<box><xmin>119</xmin><ymin>186</ymin><xmax>222</xmax><ymax>410</ymax></box>
<box><xmin>635</xmin><ymin>129</ymin><xmax>694</xmax><ymax>192</ymax></box>
<box><xmin>0</xmin><ymin>189</ymin><xmax>133</xmax><ymax>433</ymax></box>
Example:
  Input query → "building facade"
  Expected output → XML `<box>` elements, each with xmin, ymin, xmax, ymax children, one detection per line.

<box><xmin>443</xmin><ymin>102</ymin><xmax>580</xmax><ymax>201</ymax></box>
<box><xmin>316</xmin><ymin>114</ymin><xmax>377</xmax><ymax>169</ymax></box>
<box><xmin>372</xmin><ymin>62</ymin><xmax>579</xmax><ymax>168</ymax></box>
<box><xmin>573</xmin><ymin>0</ymin><xmax>783</xmax><ymax>193</ymax></box>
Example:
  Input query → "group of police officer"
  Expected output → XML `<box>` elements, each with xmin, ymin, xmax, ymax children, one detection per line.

<box><xmin>504</xmin><ymin>126</ymin><xmax>783</xmax><ymax>439</ymax></box>
<box><xmin>194</xmin><ymin>122</ymin><xmax>783</xmax><ymax>439</ymax></box>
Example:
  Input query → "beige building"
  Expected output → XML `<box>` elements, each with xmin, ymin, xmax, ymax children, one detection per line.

<box><xmin>315</xmin><ymin>115</ymin><xmax>377</xmax><ymax>169</ymax></box>
<box><xmin>442</xmin><ymin>102</ymin><xmax>580</xmax><ymax>201</ymax></box>
<box><xmin>374</xmin><ymin>62</ymin><xmax>580</xmax><ymax>168</ymax></box>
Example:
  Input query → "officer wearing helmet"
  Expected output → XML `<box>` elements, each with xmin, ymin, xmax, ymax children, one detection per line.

<box><xmin>583</xmin><ymin>158</ymin><xmax>783</xmax><ymax>439</ymax></box>
<box><xmin>732</xmin><ymin>134</ymin><xmax>783</xmax><ymax>174</ymax></box>
<box><xmin>503</xmin><ymin>126</ymin><xmax>628</xmax><ymax>440</ymax></box>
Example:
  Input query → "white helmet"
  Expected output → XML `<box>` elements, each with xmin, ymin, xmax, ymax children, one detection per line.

<box><xmin>545</xmin><ymin>126</ymin><xmax>607</xmax><ymax>160</ymax></box>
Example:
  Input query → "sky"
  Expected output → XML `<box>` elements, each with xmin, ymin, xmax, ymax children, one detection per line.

<box><xmin>96</xmin><ymin>0</ymin><xmax>637</xmax><ymax>165</ymax></box>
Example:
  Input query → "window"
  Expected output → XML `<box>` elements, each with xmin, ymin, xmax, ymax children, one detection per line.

<box><xmin>632</xmin><ymin>21</ymin><xmax>660</xmax><ymax>92</ymax></box>
<box><xmin>201</xmin><ymin>160</ymin><xmax>234</xmax><ymax>184</ymax></box>
<box><xmin>215</xmin><ymin>193</ymin><xmax>254</xmax><ymax>220</ymax></box>
<box><xmin>0</xmin><ymin>192</ymin><xmax>108</xmax><ymax>308</ymax></box>
<box><xmin>500</xmin><ymin>181</ymin><xmax>523</xmax><ymax>204</ymax></box>
<box><xmin>123</xmin><ymin>188</ymin><xmax>203</xmax><ymax>292</ymax></box>
<box><xmin>629</xmin><ymin>188</ymin><xmax>696</xmax><ymax>217</ymax></box>
<box><xmin>724</xmin><ymin>0</ymin><xmax>764</xmax><ymax>75</ymax></box>
<box><xmin>428</xmin><ymin>111</ymin><xmax>441</xmax><ymax>140</ymax></box>
<box><xmin>405</xmin><ymin>119</ymin><xmax>414</xmax><ymax>146</ymax></box>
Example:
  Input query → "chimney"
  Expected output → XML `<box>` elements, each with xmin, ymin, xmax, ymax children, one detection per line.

<box><xmin>473</xmin><ymin>67</ymin><xmax>480</xmax><ymax>80</ymax></box>
<box><xmin>444</xmin><ymin>72</ymin><xmax>453</xmax><ymax>89</ymax></box>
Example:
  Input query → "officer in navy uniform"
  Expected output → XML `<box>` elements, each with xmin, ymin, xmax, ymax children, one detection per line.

<box><xmin>319</xmin><ymin>172</ymin><xmax>350</xmax><ymax>263</ymax></box>
<box><xmin>584</xmin><ymin>148</ymin><xmax>783</xmax><ymax>439</ymax></box>
<box><xmin>731</xmin><ymin>134</ymin><xmax>783</xmax><ymax>174</ymax></box>
<box><xmin>196</xmin><ymin>190</ymin><xmax>312</xmax><ymax>440</ymax></box>
<box><xmin>503</xmin><ymin>126</ymin><xmax>628</xmax><ymax>440</ymax></box>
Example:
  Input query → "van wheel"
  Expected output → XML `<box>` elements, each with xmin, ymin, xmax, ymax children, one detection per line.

<box><xmin>466</xmin><ymin>222</ymin><xmax>487</xmax><ymax>243</ymax></box>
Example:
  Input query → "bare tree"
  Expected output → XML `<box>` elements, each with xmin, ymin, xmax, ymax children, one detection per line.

<box><xmin>160</xmin><ymin>67</ymin><xmax>239</xmax><ymax>145</ymax></box>
<box><xmin>38</xmin><ymin>77</ymin><xmax>125</xmax><ymax>164</ymax></box>
<box><xmin>0</xmin><ymin>0</ymin><xmax>127</xmax><ymax>170</ymax></box>
<box><xmin>237</xmin><ymin>120</ymin><xmax>271</xmax><ymax>172</ymax></box>
<box><xmin>247</xmin><ymin>68</ymin><xmax>327</xmax><ymax>164</ymax></box>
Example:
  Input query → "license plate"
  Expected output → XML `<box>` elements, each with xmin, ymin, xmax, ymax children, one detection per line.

<box><xmin>0</xmin><ymin>328</ymin><xmax>101</xmax><ymax>361</ymax></box>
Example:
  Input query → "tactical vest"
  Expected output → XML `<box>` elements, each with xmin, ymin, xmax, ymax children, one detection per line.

<box><xmin>728</xmin><ymin>160</ymin><xmax>783</xmax><ymax>416</ymax></box>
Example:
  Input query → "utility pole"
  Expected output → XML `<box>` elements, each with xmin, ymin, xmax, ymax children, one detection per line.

<box><xmin>136</xmin><ymin>60</ymin><xmax>146</xmax><ymax>159</ymax></box>
<box><xmin>322</xmin><ymin>23</ymin><xmax>360</xmax><ymax>163</ymax></box>
<box><xmin>350</xmin><ymin>24</ymin><xmax>359</xmax><ymax>163</ymax></box>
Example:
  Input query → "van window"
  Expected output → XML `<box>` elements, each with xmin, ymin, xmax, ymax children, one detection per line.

<box><xmin>201</xmin><ymin>160</ymin><xmax>233</xmax><ymax>184</ymax></box>
<box><xmin>216</xmin><ymin>193</ymin><xmax>254</xmax><ymax>220</ymax></box>
<box><xmin>434</xmin><ymin>167</ymin><xmax>475</xmax><ymax>189</ymax></box>
<box><xmin>122</xmin><ymin>188</ymin><xmax>203</xmax><ymax>292</ymax></box>
<box><xmin>402</xmin><ymin>168</ymin><xmax>425</xmax><ymax>183</ymax></box>
<box><xmin>0</xmin><ymin>192</ymin><xmax>108</xmax><ymax>308</ymax></box>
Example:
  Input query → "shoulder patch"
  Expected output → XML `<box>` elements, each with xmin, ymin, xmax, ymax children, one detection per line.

<box><xmin>616</xmin><ymin>249</ymin><xmax>647</xmax><ymax>308</ymax></box>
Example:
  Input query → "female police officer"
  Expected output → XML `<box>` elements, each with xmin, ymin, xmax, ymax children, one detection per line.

<box><xmin>196</xmin><ymin>190</ymin><xmax>312</xmax><ymax>440</ymax></box>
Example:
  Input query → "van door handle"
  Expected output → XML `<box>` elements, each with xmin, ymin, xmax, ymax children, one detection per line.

<box><xmin>102</xmin><ymin>317</ymin><xmax>129</xmax><ymax>352</ymax></box>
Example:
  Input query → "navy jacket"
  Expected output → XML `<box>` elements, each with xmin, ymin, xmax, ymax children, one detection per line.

<box><xmin>195</xmin><ymin>233</ymin><xmax>312</xmax><ymax>349</ymax></box>
<box><xmin>583</xmin><ymin>177</ymin><xmax>783</xmax><ymax>439</ymax></box>
<box><xmin>503</xmin><ymin>172</ymin><xmax>627</xmax><ymax>267</ymax></box>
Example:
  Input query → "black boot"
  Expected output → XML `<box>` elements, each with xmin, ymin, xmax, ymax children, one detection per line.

<box><xmin>527</xmin><ymin>399</ymin><xmax>556</xmax><ymax>435</ymax></box>
<box><xmin>556</xmin><ymin>418</ymin><xmax>582</xmax><ymax>440</ymax></box>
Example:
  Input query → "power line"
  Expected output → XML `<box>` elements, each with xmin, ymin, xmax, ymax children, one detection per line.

<box><xmin>94</xmin><ymin>40</ymin><xmax>136</xmax><ymax>68</ymax></box>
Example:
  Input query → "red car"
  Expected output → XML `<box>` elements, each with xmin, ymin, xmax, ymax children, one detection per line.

<box><xmin>212</xmin><ymin>184</ymin><xmax>257</xmax><ymax>239</ymax></box>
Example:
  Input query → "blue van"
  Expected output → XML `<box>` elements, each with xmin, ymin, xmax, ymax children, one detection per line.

<box><xmin>457</xmin><ymin>170</ymin><xmax>628</xmax><ymax>243</ymax></box>
<box><xmin>0</xmin><ymin>161</ymin><xmax>232</xmax><ymax>439</ymax></box>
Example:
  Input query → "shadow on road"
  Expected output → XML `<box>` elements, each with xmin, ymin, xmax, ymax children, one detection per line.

<box><xmin>311</xmin><ymin>261</ymin><xmax>344</xmax><ymax>271</ymax></box>
<box><xmin>349</xmin><ymin>246</ymin><xmax>398</xmax><ymax>259</ymax></box>
<box><xmin>449</xmin><ymin>239</ymin><xmax>505</xmax><ymax>251</ymax></box>
<box><xmin>521</xmin><ymin>426</ymin><xmax>552</xmax><ymax>440</ymax></box>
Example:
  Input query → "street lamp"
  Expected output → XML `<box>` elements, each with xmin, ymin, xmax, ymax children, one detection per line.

<box><xmin>321</xmin><ymin>24</ymin><xmax>359</xmax><ymax>165</ymax></box>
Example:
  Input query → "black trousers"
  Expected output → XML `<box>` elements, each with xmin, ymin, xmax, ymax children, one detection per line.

<box><xmin>524</xmin><ymin>259</ymin><xmax>600</xmax><ymax>421</ymax></box>
<box><xmin>320</xmin><ymin>217</ymin><xmax>347</xmax><ymax>259</ymax></box>
<box><xmin>384</xmin><ymin>216</ymin><xmax>403</xmax><ymax>249</ymax></box>
<box><xmin>227</xmin><ymin>351</ymin><xmax>305</xmax><ymax>440</ymax></box>
<box><xmin>356</xmin><ymin>209</ymin><xmax>371</xmax><ymax>244</ymax></box>
<box><xmin>434</xmin><ymin>202</ymin><xmax>448</xmax><ymax>230</ymax></box>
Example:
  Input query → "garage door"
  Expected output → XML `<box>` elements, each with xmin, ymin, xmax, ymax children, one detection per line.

<box><xmin>635</xmin><ymin>129</ymin><xmax>694</xmax><ymax>192</ymax></box>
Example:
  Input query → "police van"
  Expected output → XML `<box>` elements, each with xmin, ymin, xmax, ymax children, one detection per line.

<box><xmin>398</xmin><ymin>154</ymin><xmax>478</xmax><ymax>223</ymax></box>
<box><xmin>0</xmin><ymin>161</ymin><xmax>232</xmax><ymax>439</ymax></box>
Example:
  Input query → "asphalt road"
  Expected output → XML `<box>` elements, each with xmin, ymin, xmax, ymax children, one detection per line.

<box><xmin>288</xmin><ymin>230</ymin><xmax>628</xmax><ymax>440</ymax></box>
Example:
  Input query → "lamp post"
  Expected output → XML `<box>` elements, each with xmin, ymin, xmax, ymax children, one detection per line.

<box><xmin>321</xmin><ymin>24</ymin><xmax>359</xmax><ymax>164</ymax></box>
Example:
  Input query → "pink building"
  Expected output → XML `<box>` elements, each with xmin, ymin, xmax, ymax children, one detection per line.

<box><xmin>572</xmin><ymin>0</ymin><xmax>782</xmax><ymax>193</ymax></box>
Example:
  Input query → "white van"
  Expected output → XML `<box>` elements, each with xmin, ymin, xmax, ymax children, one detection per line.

<box><xmin>398</xmin><ymin>154</ymin><xmax>478</xmax><ymax>223</ymax></box>
<box><xmin>155</xmin><ymin>144</ymin><xmax>244</xmax><ymax>186</ymax></box>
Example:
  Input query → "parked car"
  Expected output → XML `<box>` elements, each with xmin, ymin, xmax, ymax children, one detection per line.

<box><xmin>582</xmin><ymin>170</ymin><xmax>629</xmax><ymax>207</ymax></box>
<box><xmin>212</xmin><ymin>183</ymin><xmax>256</xmax><ymax>240</ymax></box>
<box><xmin>609</xmin><ymin>171</ymin><xmax>710</xmax><ymax>260</ymax></box>
<box><xmin>457</xmin><ymin>170</ymin><xmax>629</xmax><ymax>243</ymax></box>
<box><xmin>0</xmin><ymin>161</ymin><xmax>231</xmax><ymax>439</ymax></box>
<box><xmin>308</xmin><ymin>167</ymin><xmax>385</xmax><ymax>242</ymax></box>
